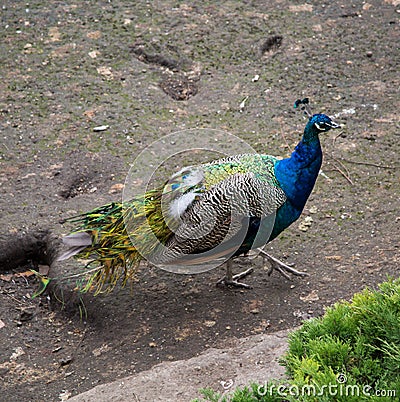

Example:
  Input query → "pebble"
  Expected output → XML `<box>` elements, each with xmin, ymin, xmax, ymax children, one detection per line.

<box><xmin>60</xmin><ymin>356</ymin><xmax>73</xmax><ymax>366</ymax></box>
<box><xmin>93</xmin><ymin>125</ymin><xmax>109</xmax><ymax>132</ymax></box>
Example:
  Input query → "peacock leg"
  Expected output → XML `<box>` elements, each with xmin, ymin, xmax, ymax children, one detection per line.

<box><xmin>257</xmin><ymin>249</ymin><xmax>308</xmax><ymax>279</ymax></box>
<box><xmin>216</xmin><ymin>259</ymin><xmax>254</xmax><ymax>289</ymax></box>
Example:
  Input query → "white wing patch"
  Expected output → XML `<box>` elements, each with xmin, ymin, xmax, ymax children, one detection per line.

<box><xmin>165</xmin><ymin>168</ymin><xmax>204</xmax><ymax>219</ymax></box>
<box><xmin>169</xmin><ymin>191</ymin><xmax>198</xmax><ymax>219</ymax></box>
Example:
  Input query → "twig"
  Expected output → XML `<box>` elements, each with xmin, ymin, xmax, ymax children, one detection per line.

<box><xmin>336</xmin><ymin>157</ymin><xmax>397</xmax><ymax>170</ymax></box>
<box><xmin>326</xmin><ymin>154</ymin><xmax>354</xmax><ymax>185</ymax></box>
<box><xmin>4</xmin><ymin>291</ymin><xmax>28</xmax><ymax>305</ymax></box>
<box><xmin>332</xmin><ymin>130</ymin><xmax>344</xmax><ymax>147</ymax></box>
<box><xmin>335</xmin><ymin>157</ymin><xmax>351</xmax><ymax>177</ymax></box>
<box><xmin>331</xmin><ymin>166</ymin><xmax>354</xmax><ymax>185</ymax></box>
<box><xmin>279</xmin><ymin>121</ymin><xmax>291</xmax><ymax>150</ymax></box>
<box><xmin>329</xmin><ymin>132</ymin><xmax>397</xmax><ymax>170</ymax></box>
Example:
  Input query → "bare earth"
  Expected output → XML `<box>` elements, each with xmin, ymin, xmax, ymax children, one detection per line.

<box><xmin>0</xmin><ymin>1</ymin><xmax>399</xmax><ymax>401</ymax></box>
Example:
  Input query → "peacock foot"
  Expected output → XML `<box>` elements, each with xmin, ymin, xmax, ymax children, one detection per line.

<box><xmin>257</xmin><ymin>249</ymin><xmax>309</xmax><ymax>280</ymax></box>
<box><xmin>216</xmin><ymin>268</ymin><xmax>254</xmax><ymax>288</ymax></box>
<box><xmin>216</xmin><ymin>259</ymin><xmax>254</xmax><ymax>289</ymax></box>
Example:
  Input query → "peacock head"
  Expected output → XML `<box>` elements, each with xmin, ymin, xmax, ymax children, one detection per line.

<box><xmin>295</xmin><ymin>98</ymin><xmax>340</xmax><ymax>140</ymax></box>
<box><xmin>308</xmin><ymin>113</ymin><xmax>340</xmax><ymax>133</ymax></box>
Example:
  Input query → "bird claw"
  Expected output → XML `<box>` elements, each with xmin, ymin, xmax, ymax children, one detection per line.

<box><xmin>258</xmin><ymin>249</ymin><xmax>309</xmax><ymax>280</ymax></box>
<box><xmin>216</xmin><ymin>268</ymin><xmax>254</xmax><ymax>289</ymax></box>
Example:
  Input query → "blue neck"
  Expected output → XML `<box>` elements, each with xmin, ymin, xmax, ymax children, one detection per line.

<box><xmin>275</xmin><ymin>137</ymin><xmax>322</xmax><ymax>208</ymax></box>
<box><xmin>271</xmin><ymin>123</ymin><xmax>322</xmax><ymax>239</ymax></box>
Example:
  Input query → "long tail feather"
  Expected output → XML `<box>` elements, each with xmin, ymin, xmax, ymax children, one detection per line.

<box><xmin>58</xmin><ymin>232</ymin><xmax>92</xmax><ymax>261</ymax></box>
<box><xmin>57</xmin><ymin>193</ymin><xmax>172</xmax><ymax>294</ymax></box>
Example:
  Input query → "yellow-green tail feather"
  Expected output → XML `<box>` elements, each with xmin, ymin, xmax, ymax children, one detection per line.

<box><xmin>60</xmin><ymin>189</ymin><xmax>172</xmax><ymax>294</ymax></box>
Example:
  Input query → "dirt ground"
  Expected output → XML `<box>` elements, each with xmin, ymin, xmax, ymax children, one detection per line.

<box><xmin>0</xmin><ymin>1</ymin><xmax>399</xmax><ymax>401</ymax></box>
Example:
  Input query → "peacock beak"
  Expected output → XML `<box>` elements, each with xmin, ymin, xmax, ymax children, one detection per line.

<box><xmin>328</xmin><ymin>120</ymin><xmax>341</xmax><ymax>129</ymax></box>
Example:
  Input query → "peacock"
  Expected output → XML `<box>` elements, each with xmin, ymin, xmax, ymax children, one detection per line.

<box><xmin>56</xmin><ymin>99</ymin><xmax>340</xmax><ymax>294</ymax></box>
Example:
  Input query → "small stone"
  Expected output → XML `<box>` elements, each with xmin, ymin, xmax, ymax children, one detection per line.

<box><xmin>59</xmin><ymin>390</ymin><xmax>72</xmax><ymax>401</ymax></box>
<box><xmin>97</xmin><ymin>66</ymin><xmax>113</xmax><ymax>79</ymax></box>
<box><xmin>10</xmin><ymin>347</ymin><xmax>25</xmax><ymax>360</ymax></box>
<box><xmin>87</xmin><ymin>31</ymin><xmax>102</xmax><ymax>39</ymax></box>
<box><xmin>108</xmin><ymin>183</ymin><xmax>124</xmax><ymax>194</ymax></box>
<box><xmin>289</xmin><ymin>4</ymin><xmax>313</xmax><ymax>12</ymax></box>
<box><xmin>60</xmin><ymin>356</ymin><xmax>73</xmax><ymax>366</ymax></box>
<box><xmin>88</xmin><ymin>50</ymin><xmax>99</xmax><ymax>59</ymax></box>
<box><xmin>325</xmin><ymin>255</ymin><xmax>342</xmax><ymax>261</ymax></box>
<box><xmin>366</xmin><ymin>51</ymin><xmax>373</xmax><ymax>58</ymax></box>
<box><xmin>92</xmin><ymin>344</ymin><xmax>109</xmax><ymax>357</ymax></box>
<box><xmin>300</xmin><ymin>290</ymin><xmax>320</xmax><ymax>302</ymax></box>
<box><xmin>298</xmin><ymin>216</ymin><xmax>313</xmax><ymax>231</ymax></box>
<box><xmin>93</xmin><ymin>125</ymin><xmax>109</xmax><ymax>132</ymax></box>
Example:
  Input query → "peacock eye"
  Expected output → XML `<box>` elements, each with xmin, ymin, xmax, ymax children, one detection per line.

<box><xmin>314</xmin><ymin>122</ymin><xmax>326</xmax><ymax>131</ymax></box>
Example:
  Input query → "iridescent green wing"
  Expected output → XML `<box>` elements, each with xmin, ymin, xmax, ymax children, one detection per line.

<box><xmin>203</xmin><ymin>153</ymin><xmax>282</xmax><ymax>190</ymax></box>
<box><xmin>158</xmin><ymin>154</ymin><xmax>287</xmax><ymax>260</ymax></box>
<box><xmin>162</xmin><ymin>154</ymin><xmax>286</xmax><ymax>221</ymax></box>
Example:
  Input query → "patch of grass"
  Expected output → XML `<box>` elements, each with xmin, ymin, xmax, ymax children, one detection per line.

<box><xmin>193</xmin><ymin>278</ymin><xmax>400</xmax><ymax>401</ymax></box>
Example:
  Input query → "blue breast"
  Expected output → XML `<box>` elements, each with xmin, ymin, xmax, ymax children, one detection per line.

<box><xmin>230</xmin><ymin>137</ymin><xmax>322</xmax><ymax>256</ymax></box>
